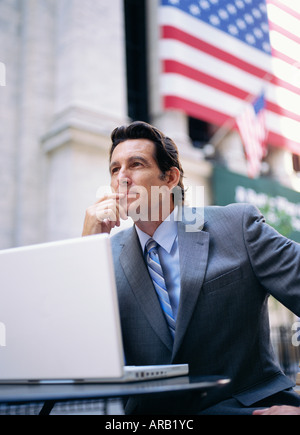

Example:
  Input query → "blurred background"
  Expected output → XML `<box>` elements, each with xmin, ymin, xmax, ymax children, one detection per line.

<box><xmin>0</xmin><ymin>0</ymin><xmax>299</xmax><ymax>383</ymax></box>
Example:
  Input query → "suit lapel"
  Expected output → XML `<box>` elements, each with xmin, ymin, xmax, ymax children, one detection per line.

<box><xmin>172</xmin><ymin>213</ymin><xmax>210</xmax><ymax>359</ymax></box>
<box><xmin>119</xmin><ymin>227</ymin><xmax>173</xmax><ymax>352</ymax></box>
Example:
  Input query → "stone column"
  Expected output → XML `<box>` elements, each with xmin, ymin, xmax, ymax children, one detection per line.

<box><xmin>0</xmin><ymin>0</ymin><xmax>55</xmax><ymax>248</ymax></box>
<box><xmin>42</xmin><ymin>0</ymin><xmax>128</xmax><ymax>241</ymax></box>
<box><xmin>0</xmin><ymin>0</ymin><xmax>21</xmax><ymax>248</ymax></box>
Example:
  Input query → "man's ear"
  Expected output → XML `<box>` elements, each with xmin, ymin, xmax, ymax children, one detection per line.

<box><xmin>165</xmin><ymin>167</ymin><xmax>181</xmax><ymax>190</ymax></box>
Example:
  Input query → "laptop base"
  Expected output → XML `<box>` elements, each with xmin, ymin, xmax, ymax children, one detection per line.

<box><xmin>0</xmin><ymin>364</ymin><xmax>189</xmax><ymax>385</ymax></box>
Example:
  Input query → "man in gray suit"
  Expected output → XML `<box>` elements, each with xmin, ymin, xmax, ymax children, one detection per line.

<box><xmin>82</xmin><ymin>121</ymin><xmax>300</xmax><ymax>415</ymax></box>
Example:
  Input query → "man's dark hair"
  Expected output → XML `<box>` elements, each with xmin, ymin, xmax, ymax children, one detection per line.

<box><xmin>110</xmin><ymin>121</ymin><xmax>185</xmax><ymax>203</ymax></box>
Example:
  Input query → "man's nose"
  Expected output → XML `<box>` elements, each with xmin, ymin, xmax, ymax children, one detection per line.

<box><xmin>117</xmin><ymin>169</ymin><xmax>131</xmax><ymax>188</ymax></box>
<box><xmin>119</xmin><ymin>177</ymin><xmax>130</xmax><ymax>186</ymax></box>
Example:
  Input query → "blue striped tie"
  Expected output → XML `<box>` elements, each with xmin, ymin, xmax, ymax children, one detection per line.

<box><xmin>145</xmin><ymin>239</ymin><xmax>176</xmax><ymax>339</ymax></box>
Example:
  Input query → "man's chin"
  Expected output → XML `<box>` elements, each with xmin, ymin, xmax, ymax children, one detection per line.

<box><xmin>127</xmin><ymin>203</ymin><xmax>150</xmax><ymax>222</ymax></box>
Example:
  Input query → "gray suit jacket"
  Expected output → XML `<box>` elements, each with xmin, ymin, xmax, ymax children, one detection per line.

<box><xmin>111</xmin><ymin>203</ymin><xmax>300</xmax><ymax>414</ymax></box>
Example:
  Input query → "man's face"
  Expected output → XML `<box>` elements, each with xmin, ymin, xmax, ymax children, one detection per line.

<box><xmin>109</xmin><ymin>139</ymin><xmax>171</xmax><ymax>221</ymax></box>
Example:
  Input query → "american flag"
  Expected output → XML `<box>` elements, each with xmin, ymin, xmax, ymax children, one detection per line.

<box><xmin>159</xmin><ymin>0</ymin><xmax>300</xmax><ymax>155</ymax></box>
<box><xmin>236</xmin><ymin>93</ymin><xmax>268</xmax><ymax>178</ymax></box>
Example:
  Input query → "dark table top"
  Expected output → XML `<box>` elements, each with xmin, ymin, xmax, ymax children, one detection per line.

<box><xmin>0</xmin><ymin>376</ymin><xmax>230</xmax><ymax>405</ymax></box>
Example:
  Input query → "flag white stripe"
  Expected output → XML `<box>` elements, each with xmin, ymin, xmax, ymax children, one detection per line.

<box><xmin>267</xmin><ymin>4</ymin><xmax>300</xmax><ymax>39</ymax></box>
<box><xmin>270</xmin><ymin>31</ymin><xmax>300</xmax><ymax>62</ymax></box>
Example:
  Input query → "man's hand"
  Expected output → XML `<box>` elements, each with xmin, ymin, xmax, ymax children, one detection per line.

<box><xmin>253</xmin><ymin>406</ymin><xmax>300</xmax><ymax>415</ymax></box>
<box><xmin>82</xmin><ymin>193</ymin><xmax>127</xmax><ymax>236</ymax></box>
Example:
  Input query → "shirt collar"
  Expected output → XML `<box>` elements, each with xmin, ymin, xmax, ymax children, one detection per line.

<box><xmin>136</xmin><ymin>207</ymin><xmax>178</xmax><ymax>254</ymax></box>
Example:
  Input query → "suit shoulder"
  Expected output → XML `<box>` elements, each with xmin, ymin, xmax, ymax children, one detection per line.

<box><xmin>205</xmin><ymin>202</ymin><xmax>260</xmax><ymax>218</ymax></box>
<box><xmin>204</xmin><ymin>203</ymin><xmax>262</xmax><ymax>231</ymax></box>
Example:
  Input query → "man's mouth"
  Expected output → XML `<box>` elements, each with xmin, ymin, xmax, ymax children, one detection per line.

<box><xmin>117</xmin><ymin>191</ymin><xmax>139</xmax><ymax>203</ymax></box>
<box><xmin>127</xmin><ymin>192</ymin><xmax>138</xmax><ymax>199</ymax></box>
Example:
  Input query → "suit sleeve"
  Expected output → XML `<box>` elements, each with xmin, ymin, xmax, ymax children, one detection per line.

<box><xmin>242</xmin><ymin>204</ymin><xmax>300</xmax><ymax>317</ymax></box>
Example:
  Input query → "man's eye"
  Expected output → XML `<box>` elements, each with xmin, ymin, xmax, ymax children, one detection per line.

<box><xmin>111</xmin><ymin>167</ymin><xmax>119</xmax><ymax>174</ymax></box>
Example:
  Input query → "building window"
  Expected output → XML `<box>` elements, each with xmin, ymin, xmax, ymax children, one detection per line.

<box><xmin>124</xmin><ymin>0</ymin><xmax>149</xmax><ymax>122</ymax></box>
<box><xmin>293</xmin><ymin>154</ymin><xmax>300</xmax><ymax>173</ymax></box>
<box><xmin>188</xmin><ymin>117</ymin><xmax>211</xmax><ymax>149</ymax></box>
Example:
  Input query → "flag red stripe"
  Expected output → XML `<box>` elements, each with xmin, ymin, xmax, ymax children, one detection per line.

<box><xmin>164</xmin><ymin>96</ymin><xmax>300</xmax><ymax>157</ymax></box>
<box><xmin>271</xmin><ymin>47</ymin><xmax>300</xmax><ymax>66</ymax></box>
<box><xmin>268</xmin><ymin>22</ymin><xmax>300</xmax><ymax>46</ymax></box>
<box><xmin>272</xmin><ymin>76</ymin><xmax>300</xmax><ymax>96</ymax></box>
<box><xmin>268</xmin><ymin>131</ymin><xmax>300</xmax><ymax>155</ymax></box>
<box><xmin>163</xmin><ymin>60</ymin><xmax>300</xmax><ymax>123</ymax></box>
<box><xmin>266</xmin><ymin>101</ymin><xmax>300</xmax><ymax>123</ymax></box>
<box><xmin>163</xmin><ymin>60</ymin><xmax>249</xmax><ymax>100</ymax></box>
<box><xmin>162</xmin><ymin>26</ymin><xmax>269</xmax><ymax>80</ymax></box>
<box><xmin>163</xmin><ymin>95</ymin><xmax>230</xmax><ymax>126</ymax></box>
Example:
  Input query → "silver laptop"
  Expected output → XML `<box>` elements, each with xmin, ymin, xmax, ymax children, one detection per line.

<box><xmin>0</xmin><ymin>234</ymin><xmax>188</xmax><ymax>383</ymax></box>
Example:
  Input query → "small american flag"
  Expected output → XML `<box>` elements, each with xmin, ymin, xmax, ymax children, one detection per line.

<box><xmin>159</xmin><ymin>0</ymin><xmax>300</xmax><ymax>155</ymax></box>
<box><xmin>236</xmin><ymin>93</ymin><xmax>268</xmax><ymax>178</ymax></box>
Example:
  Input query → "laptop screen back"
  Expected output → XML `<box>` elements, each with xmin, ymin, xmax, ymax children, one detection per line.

<box><xmin>0</xmin><ymin>235</ymin><xmax>124</xmax><ymax>382</ymax></box>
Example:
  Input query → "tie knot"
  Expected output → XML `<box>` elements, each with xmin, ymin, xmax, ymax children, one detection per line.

<box><xmin>145</xmin><ymin>238</ymin><xmax>159</xmax><ymax>254</ymax></box>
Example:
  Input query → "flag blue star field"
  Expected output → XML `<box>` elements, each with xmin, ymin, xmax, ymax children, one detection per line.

<box><xmin>159</xmin><ymin>0</ymin><xmax>300</xmax><ymax>154</ymax></box>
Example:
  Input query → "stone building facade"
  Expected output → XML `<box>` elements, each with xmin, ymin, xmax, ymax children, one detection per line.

<box><xmin>1</xmin><ymin>0</ymin><xmax>128</xmax><ymax>248</ymax></box>
<box><xmin>0</xmin><ymin>0</ymin><xmax>299</xmax><ymax>250</ymax></box>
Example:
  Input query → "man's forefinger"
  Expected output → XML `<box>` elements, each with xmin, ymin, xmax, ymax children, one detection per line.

<box><xmin>95</xmin><ymin>193</ymin><xmax>125</xmax><ymax>204</ymax></box>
